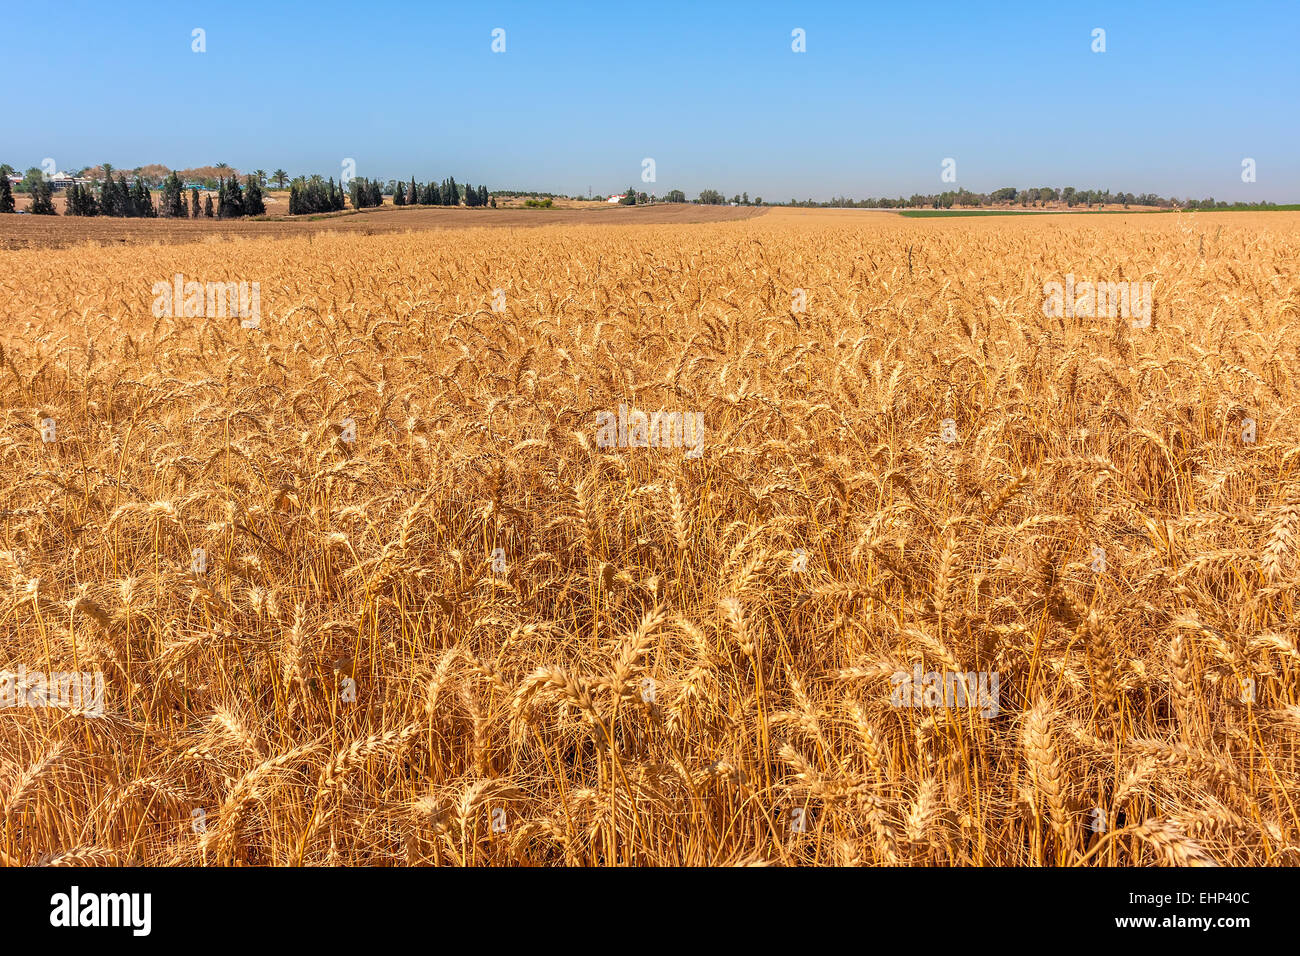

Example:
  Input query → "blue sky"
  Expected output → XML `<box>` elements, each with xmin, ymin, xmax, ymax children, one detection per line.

<box><xmin>3</xmin><ymin>0</ymin><xmax>1297</xmax><ymax>200</ymax></box>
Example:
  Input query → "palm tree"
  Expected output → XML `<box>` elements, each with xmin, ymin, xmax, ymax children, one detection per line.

<box><xmin>254</xmin><ymin>169</ymin><xmax>267</xmax><ymax>187</ymax></box>
<box><xmin>272</xmin><ymin>169</ymin><xmax>288</xmax><ymax>189</ymax></box>
<box><xmin>215</xmin><ymin>162</ymin><xmax>230</xmax><ymax>171</ymax></box>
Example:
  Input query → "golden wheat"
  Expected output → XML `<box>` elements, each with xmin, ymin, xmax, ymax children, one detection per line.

<box><xmin>0</xmin><ymin>208</ymin><xmax>1297</xmax><ymax>866</ymax></box>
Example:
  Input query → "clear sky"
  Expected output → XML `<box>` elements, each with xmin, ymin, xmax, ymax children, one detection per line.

<box><xmin>3</xmin><ymin>0</ymin><xmax>1297</xmax><ymax>201</ymax></box>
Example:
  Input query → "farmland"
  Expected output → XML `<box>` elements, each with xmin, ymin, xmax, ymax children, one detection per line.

<box><xmin>0</xmin><ymin>198</ymin><xmax>763</xmax><ymax>250</ymax></box>
<box><xmin>1</xmin><ymin>208</ymin><xmax>1298</xmax><ymax>866</ymax></box>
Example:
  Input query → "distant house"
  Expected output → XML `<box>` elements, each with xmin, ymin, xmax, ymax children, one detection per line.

<box><xmin>44</xmin><ymin>172</ymin><xmax>84</xmax><ymax>188</ymax></box>
<box><xmin>607</xmin><ymin>194</ymin><xmax>625</xmax><ymax>204</ymax></box>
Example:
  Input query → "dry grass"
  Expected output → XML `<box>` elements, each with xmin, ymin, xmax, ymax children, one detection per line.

<box><xmin>0</xmin><ymin>208</ymin><xmax>1298</xmax><ymax>866</ymax></box>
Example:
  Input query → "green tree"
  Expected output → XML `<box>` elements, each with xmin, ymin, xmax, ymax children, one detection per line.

<box><xmin>0</xmin><ymin>175</ymin><xmax>13</xmax><ymax>213</ymax></box>
<box><xmin>272</xmin><ymin>169</ymin><xmax>288</xmax><ymax>188</ymax></box>
<box><xmin>29</xmin><ymin>176</ymin><xmax>56</xmax><ymax>214</ymax></box>
<box><xmin>98</xmin><ymin>165</ymin><xmax>121</xmax><ymax>215</ymax></box>
<box><xmin>160</xmin><ymin>170</ymin><xmax>185</xmax><ymax>217</ymax></box>
<box><xmin>64</xmin><ymin>183</ymin><xmax>84</xmax><ymax>215</ymax></box>
<box><xmin>245</xmin><ymin>176</ymin><xmax>266</xmax><ymax>215</ymax></box>
<box><xmin>18</xmin><ymin>167</ymin><xmax>44</xmax><ymax>194</ymax></box>
<box><xmin>130</xmin><ymin>178</ymin><xmax>156</xmax><ymax>217</ymax></box>
<box><xmin>113</xmin><ymin>174</ymin><xmax>130</xmax><ymax>214</ymax></box>
<box><xmin>191</xmin><ymin>187</ymin><xmax>201</xmax><ymax>218</ymax></box>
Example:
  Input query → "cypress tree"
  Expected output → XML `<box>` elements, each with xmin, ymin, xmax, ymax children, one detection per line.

<box><xmin>29</xmin><ymin>177</ymin><xmax>56</xmax><ymax>214</ymax></box>
<box><xmin>232</xmin><ymin>176</ymin><xmax>245</xmax><ymax>216</ymax></box>
<box><xmin>74</xmin><ymin>183</ymin><xmax>96</xmax><ymax>216</ymax></box>
<box><xmin>245</xmin><ymin>176</ymin><xmax>264</xmax><ymax>216</ymax></box>
<box><xmin>97</xmin><ymin>164</ymin><xmax>114</xmax><ymax>216</ymax></box>
<box><xmin>121</xmin><ymin>175</ymin><xmax>135</xmax><ymax>216</ymax></box>
<box><xmin>136</xmin><ymin>179</ymin><xmax>156</xmax><ymax>217</ymax></box>
<box><xmin>191</xmin><ymin>187</ymin><xmax>201</xmax><ymax>217</ymax></box>
<box><xmin>204</xmin><ymin>194</ymin><xmax>214</xmax><ymax>217</ymax></box>
<box><xmin>99</xmin><ymin>175</ymin><xmax>114</xmax><ymax>216</ymax></box>
<box><xmin>161</xmin><ymin>170</ymin><xmax>184</xmax><ymax>217</ymax></box>
<box><xmin>0</xmin><ymin>174</ymin><xmax>13</xmax><ymax>213</ymax></box>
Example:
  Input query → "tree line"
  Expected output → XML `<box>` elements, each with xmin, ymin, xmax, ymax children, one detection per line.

<box><xmin>779</xmin><ymin>186</ymin><xmax>1287</xmax><ymax>210</ymax></box>
<box><xmin>64</xmin><ymin>164</ymin><xmax>157</xmax><ymax>217</ymax></box>
<box><xmin>288</xmin><ymin>176</ymin><xmax>347</xmax><ymax>215</ymax></box>
<box><xmin>6</xmin><ymin>162</ymin><xmax>269</xmax><ymax>218</ymax></box>
<box><xmin>392</xmin><ymin>177</ymin><xmax>491</xmax><ymax>208</ymax></box>
<box><xmin>0</xmin><ymin>161</ymin><xmax>499</xmax><ymax>218</ymax></box>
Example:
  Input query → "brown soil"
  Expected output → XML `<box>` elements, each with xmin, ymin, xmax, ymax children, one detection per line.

<box><xmin>0</xmin><ymin>200</ymin><xmax>766</xmax><ymax>250</ymax></box>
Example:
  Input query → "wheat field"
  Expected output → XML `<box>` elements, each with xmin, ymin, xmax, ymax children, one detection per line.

<box><xmin>1</xmin><ymin>208</ymin><xmax>1298</xmax><ymax>866</ymax></box>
